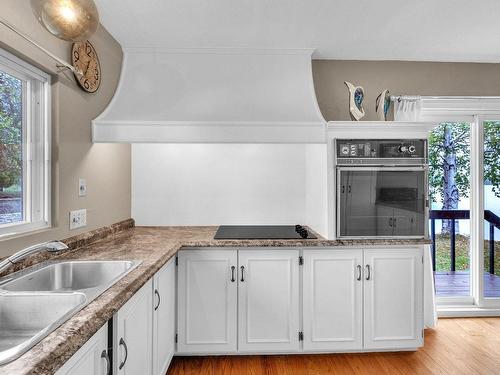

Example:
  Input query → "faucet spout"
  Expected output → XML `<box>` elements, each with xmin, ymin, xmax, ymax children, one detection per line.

<box><xmin>0</xmin><ymin>241</ymin><xmax>69</xmax><ymax>275</ymax></box>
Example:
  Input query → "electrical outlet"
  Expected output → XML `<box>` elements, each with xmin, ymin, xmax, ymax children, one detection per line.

<box><xmin>70</xmin><ymin>209</ymin><xmax>87</xmax><ymax>230</ymax></box>
<box><xmin>79</xmin><ymin>178</ymin><xmax>87</xmax><ymax>197</ymax></box>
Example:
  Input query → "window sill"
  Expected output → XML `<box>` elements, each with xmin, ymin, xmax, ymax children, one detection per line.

<box><xmin>438</xmin><ymin>306</ymin><xmax>500</xmax><ymax>317</ymax></box>
<box><xmin>0</xmin><ymin>222</ymin><xmax>53</xmax><ymax>242</ymax></box>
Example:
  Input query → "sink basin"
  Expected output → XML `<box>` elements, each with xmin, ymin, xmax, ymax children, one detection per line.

<box><xmin>0</xmin><ymin>260</ymin><xmax>139</xmax><ymax>295</ymax></box>
<box><xmin>0</xmin><ymin>260</ymin><xmax>141</xmax><ymax>365</ymax></box>
<box><xmin>0</xmin><ymin>292</ymin><xmax>86</xmax><ymax>365</ymax></box>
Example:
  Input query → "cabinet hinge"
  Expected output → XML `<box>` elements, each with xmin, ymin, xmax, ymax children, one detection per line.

<box><xmin>299</xmin><ymin>256</ymin><xmax>304</xmax><ymax>266</ymax></box>
<box><xmin>298</xmin><ymin>331</ymin><xmax>303</xmax><ymax>341</ymax></box>
<box><xmin>175</xmin><ymin>256</ymin><xmax>178</xmax><ymax>266</ymax></box>
<box><xmin>175</xmin><ymin>333</ymin><xmax>178</xmax><ymax>343</ymax></box>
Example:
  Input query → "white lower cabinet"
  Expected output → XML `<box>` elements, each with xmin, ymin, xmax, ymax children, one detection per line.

<box><xmin>177</xmin><ymin>249</ymin><xmax>238</xmax><ymax>353</ymax></box>
<box><xmin>153</xmin><ymin>258</ymin><xmax>176</xmax><ymax>375</ymax></box>
<box><xmin>302</xmin><ymin>247</ymin><xmax>423</xmax><ymax>352</ymax></box>
<box><xmin>56</xmin><ymin>323</ymin><xmax>109</xmax><ymax>375</ymax></box>
<box><xmin>177</xmin><ymin>247</ymin><xmax>423</xmax><ymax>355</ymax></box>
<box><xmin>302</xmin><ymin>250</ymin><xmax>363</xmax><ymax>351</ymax></box>
<box><xmin>114</xmin><ymin>279</ymin><xmax>153</xmax><ymax>375</ymax></box>
<box><xmin>238</xmin><ymin>249</ymin><xmax>300</xmax><ymax>352</ymax></box>
<box><xmin>363</xmin><ymin>248</ymin><xmax>423</xmax><ymax>350</ymax></box>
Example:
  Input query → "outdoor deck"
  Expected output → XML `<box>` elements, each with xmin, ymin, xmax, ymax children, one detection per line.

<box><xmin>435</xmin><ymin>271</ymin><xmax>500</xmax><ymax>297</ymax></box>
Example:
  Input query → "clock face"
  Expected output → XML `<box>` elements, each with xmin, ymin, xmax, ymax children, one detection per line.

<box><xmin>71</xmin><ymin>41</ymin><xmax>101</xmax><ymax>93</ymax></box>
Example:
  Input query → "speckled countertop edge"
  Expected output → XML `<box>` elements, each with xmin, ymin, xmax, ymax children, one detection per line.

<box><xmin>0</xmin><ymin>225</ymin><xmax>431</xmax><ymax>375</ymax></box>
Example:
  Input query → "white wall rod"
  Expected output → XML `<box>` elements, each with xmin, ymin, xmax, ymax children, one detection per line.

<box><xmin>0</xmin><ymin>17</ymin><xmax>82</xmax><ymax>76</ymax></box>
<box><xmin>390</xmin><ymin>95</ymin><xmax>421</xmax><ymax>102</ymax></box>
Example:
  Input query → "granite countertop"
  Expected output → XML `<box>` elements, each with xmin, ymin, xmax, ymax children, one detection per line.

<box><xmin>0</xmin><ymin>225</ymin><xmax>431</xmax><ymax>374</ymax></box>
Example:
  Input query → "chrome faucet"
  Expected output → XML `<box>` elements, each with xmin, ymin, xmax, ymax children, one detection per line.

<box><xmin>0</xmin><ymin>241</ymin><xmax>69</xmax><ymax>275</ymax></box>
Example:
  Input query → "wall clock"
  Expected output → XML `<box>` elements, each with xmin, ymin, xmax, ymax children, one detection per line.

<box><xmin>71</xmin><ymin>40</ymin><xmax>101</xmax><ymax>93</ymax></box>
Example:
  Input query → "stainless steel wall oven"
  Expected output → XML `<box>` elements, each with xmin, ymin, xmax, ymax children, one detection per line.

<box><xmin>335</xmin><ymin>139</ymin><xmax>428</xmax><ymax>239</ymax></box>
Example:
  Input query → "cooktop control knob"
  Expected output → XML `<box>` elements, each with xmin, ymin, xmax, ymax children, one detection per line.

<box><xmin>295</xmin><ymin>225</ymin><xmax>309</xmax><ymax>238</ymax></box>
<box><xmin>408</xmin><ymin>145</ymin><xmax>416</xmax><ymax>154</ymax></box>
<box><xmin>398</xmin><ymin>145</ymin><xmax>407</xmax><ymax>153</ymax></box>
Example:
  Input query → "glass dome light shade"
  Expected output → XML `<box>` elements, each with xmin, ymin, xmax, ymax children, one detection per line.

<box><xmin>31</xmin><ymin>0</ymin><xmax>99</xmax><ymax>42</ymax></box>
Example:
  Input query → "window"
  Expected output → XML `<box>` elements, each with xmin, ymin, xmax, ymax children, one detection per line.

<box><xmin>0</xmin><ymin>48</ymin><xmax>50</xmax><ymax>237</ymax></box>
<box><xmin>421</xmin><ymin>98</ymin><xmax>500</xmax><ymax>311</ymax></box>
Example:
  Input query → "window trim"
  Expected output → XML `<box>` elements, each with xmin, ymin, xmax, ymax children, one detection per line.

<box><xmin>0</xmin><ymin>48</ymin><xmax>51</xmax><ymax>238</ymax></box>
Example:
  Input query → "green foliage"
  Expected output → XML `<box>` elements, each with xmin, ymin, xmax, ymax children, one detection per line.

<box><xmin>428</xmin><ymin>122</ymin><xmax>470</xmax><ymax>204</ymax></box>
<box><xmin>484</xmin><ymin>121</ymin><xmax>500</xmax><ymax>196</ymax></box>
<box><xmin>429</xmin><ymin>121</ymin><xmax>500</xmax><ymax>206</ymax></box>
<box><xmin>0</xmin><ymin>71</ymin><xmax>22</xmax><ymax>191</ymax></box>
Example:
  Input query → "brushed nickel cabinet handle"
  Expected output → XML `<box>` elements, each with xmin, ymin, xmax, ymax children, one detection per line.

<box><xmin>240</xmin><ymin>266</ymin><xmax>245</xmax><ymax>282</ymax></box>
<box><xmin>118</xmin><ymin>337</ymin><xmax>128</xmax><ymax>370</ymax></box>
<box><xmin>101</xmin><ymin>350</ymin><xmax>110</xmax><ymax>375</ymax></box>
<box><xmin>356</xmin><ymin>265</ymin><xmax>362</xmax><ymax>281</ymax></box>
<box><xmin>365</xmin><ymin>264</ymin><xmax>371</xmax><ymax>280</ymax></box>
<box><xmin>230</xmin><ymin>266</ymin><xmax>236</xmax><ymax>282</ymax></box>
<box><xmin>154</xmin><ymin>289</ymin><xmax>161</xmax><ymax>311</ymax></box>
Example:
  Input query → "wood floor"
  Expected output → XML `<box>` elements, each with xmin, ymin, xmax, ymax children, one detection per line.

<box><xmin>167</xmin><ymin>318</ymin><xmax>500</xmax><ymax>375</ymax></box>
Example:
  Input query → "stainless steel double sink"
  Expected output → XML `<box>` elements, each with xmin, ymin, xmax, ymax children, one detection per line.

<box><xmin>0</xmin><ymin>260</ymin><xmax>141</xmax><ymax>365</ymax></box>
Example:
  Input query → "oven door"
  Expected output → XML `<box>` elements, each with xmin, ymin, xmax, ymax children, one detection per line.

<box><xmin>336</xmin><ymin>166</ymin><xmax>428</xmax><ymax>238</ymax></box>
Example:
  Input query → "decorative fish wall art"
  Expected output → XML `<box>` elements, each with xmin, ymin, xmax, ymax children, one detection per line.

<box><xmin>344</xmin><ymin>81</ymin><xmax>365</xmax><ymax>121</ymax></box>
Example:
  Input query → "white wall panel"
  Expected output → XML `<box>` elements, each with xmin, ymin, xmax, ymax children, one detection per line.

<box><xmin>132</xmin><ymin>144</ymin><xmax>315</xmax><ymax>226</ymax></box>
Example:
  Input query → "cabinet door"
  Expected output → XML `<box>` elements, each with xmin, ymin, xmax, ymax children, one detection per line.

<box><xmin>56</xmin><ymin>323</ymin><xmax>108</xmax><ymax>375</ymax></box>
<box><xmin>114</xmin><ymin>279</ymin><xmax>153</xmax><ymax>375</ymax></box>
<box><xmin>153</xmin><ymin>258</ymin><xmax>176</xmax><ymax>375</ymax></box>
<box><xmin>364</xmin><ymin>248</ymin><xmax>423</xmax><ymax>350</ymax></box>
<box><xmin>177</xmin><ymin>250</ymin><xmax>237</xmax><ymax>353</ymax></box>
<box><xmin>238</xmin><ymin>249</ymin><xmax>300</xmax><ymax>352</ymax></box>
<box><xmin>303</xmin><ymin>250</ymin><xmax>363</xmax><ymax>351</ymax></box>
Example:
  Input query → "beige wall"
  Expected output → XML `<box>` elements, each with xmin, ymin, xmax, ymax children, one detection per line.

<box><xmin>2</xmin><ymin>4</ymin><xmax>500</xmax><ymax>257</ymax></box>
<box><xmin>313</xmin><ymin>60</ymin><xmax>500</xmax><ymax>121</ymax></box>
<box><xmin>0</xmin><ymin>1</ymin><xmax>130</xmax><ymax>256</ymax></box>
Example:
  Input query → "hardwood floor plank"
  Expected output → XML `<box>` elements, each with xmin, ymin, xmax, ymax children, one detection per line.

<box><xmin>167</xmin><ymin>318</ymin><xmax>500</xmax><ymax>375</ymax></box>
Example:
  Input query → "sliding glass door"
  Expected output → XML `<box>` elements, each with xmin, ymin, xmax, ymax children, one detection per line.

<box><xmin>429</xmin><ymin>117</ymin><xmax>500</xmax><ymax>308</ymax></box>
<box><xmin>481</xmin><ymin>120</ymin><xmax>500</xmax><ymax>304</ymax></box>
<box><xmin>429</xmin><ymin>122</ymin><xmax>472</xmax><ymax>299</ymax></box>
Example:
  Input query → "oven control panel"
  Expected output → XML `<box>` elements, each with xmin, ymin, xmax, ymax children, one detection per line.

<box><xmin>337</xmin><ymin>139</ymin><xmax>426</xmax><ymax>159</ymax></box>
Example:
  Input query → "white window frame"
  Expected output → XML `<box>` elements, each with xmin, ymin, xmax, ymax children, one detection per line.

<box><xmin>421</xmin><ymin>97</ymin><xmax>500</xmax><ymax>315</ymax></box>
<box><xmin>0</xmin><ymin>48</ymin><xmax>51</xmax><ymax>238</ymax></box>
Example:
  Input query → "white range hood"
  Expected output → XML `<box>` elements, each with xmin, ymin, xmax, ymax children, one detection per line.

<box><xmin>92</xmin><ymin>48</ymin><xmax>326</xmax><ymax>143</ymax></box>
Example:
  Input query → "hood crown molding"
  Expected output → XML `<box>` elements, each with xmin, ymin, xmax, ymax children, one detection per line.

<box><xmin>92</xmin><ymin>48</ymin><xmax>326</xmax><ymax>143</ymax></box>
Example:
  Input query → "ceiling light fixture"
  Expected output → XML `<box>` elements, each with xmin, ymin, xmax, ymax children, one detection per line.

<box><xmin>30</xmin><ymin>0</ymin><xmax>99</xmax><ymax>42</ymax></box>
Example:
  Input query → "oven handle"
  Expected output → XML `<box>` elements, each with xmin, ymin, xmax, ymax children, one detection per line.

<box><xmin>336</xmin><ymin>166</ymin><xmax>427</xmax><ymax>172</ymax></box>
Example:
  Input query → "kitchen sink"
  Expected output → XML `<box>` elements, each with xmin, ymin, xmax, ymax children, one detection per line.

<box><xmin>0</xmin><ymin>260</ymin><xmax>141</xmax><ymax>365</ymax></box>
<box><xmin>0</xmin><ymin>260</ymin><xmax>139</xmax><ymax>296</ymax></box>
<box><xmin>0</xmin><ymin>292</ymin><xmax>87</xmax><ymax>365</ymax></box>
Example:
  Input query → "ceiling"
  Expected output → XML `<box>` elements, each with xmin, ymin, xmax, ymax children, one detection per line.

<box><xmin>95</xmin><ymin>0</ymin><xmax>500</xmax><ymax>62</ymax></box>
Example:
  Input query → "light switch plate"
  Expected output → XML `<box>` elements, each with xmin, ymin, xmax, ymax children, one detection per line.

<box><xmin>70</xmin><ymin>209</ymin><xmax>87</xmax><ymax>230</ymax></box>
<box><xmin>78</xmin><ymin>178</ymin><xmax>87</xmax><ymax>197</ymax></box>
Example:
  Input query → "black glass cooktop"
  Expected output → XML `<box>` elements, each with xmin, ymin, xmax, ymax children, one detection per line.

<box><xmin>214</xmin><ymin>225</ymin><xmax>316</xmax><ymax>240</ymax></box>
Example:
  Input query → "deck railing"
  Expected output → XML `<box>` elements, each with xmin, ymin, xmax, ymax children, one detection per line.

<box><xmin>429</xmin><ymin>210</ymin><xmax>500</xmax><ymax>273</ymax></box>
